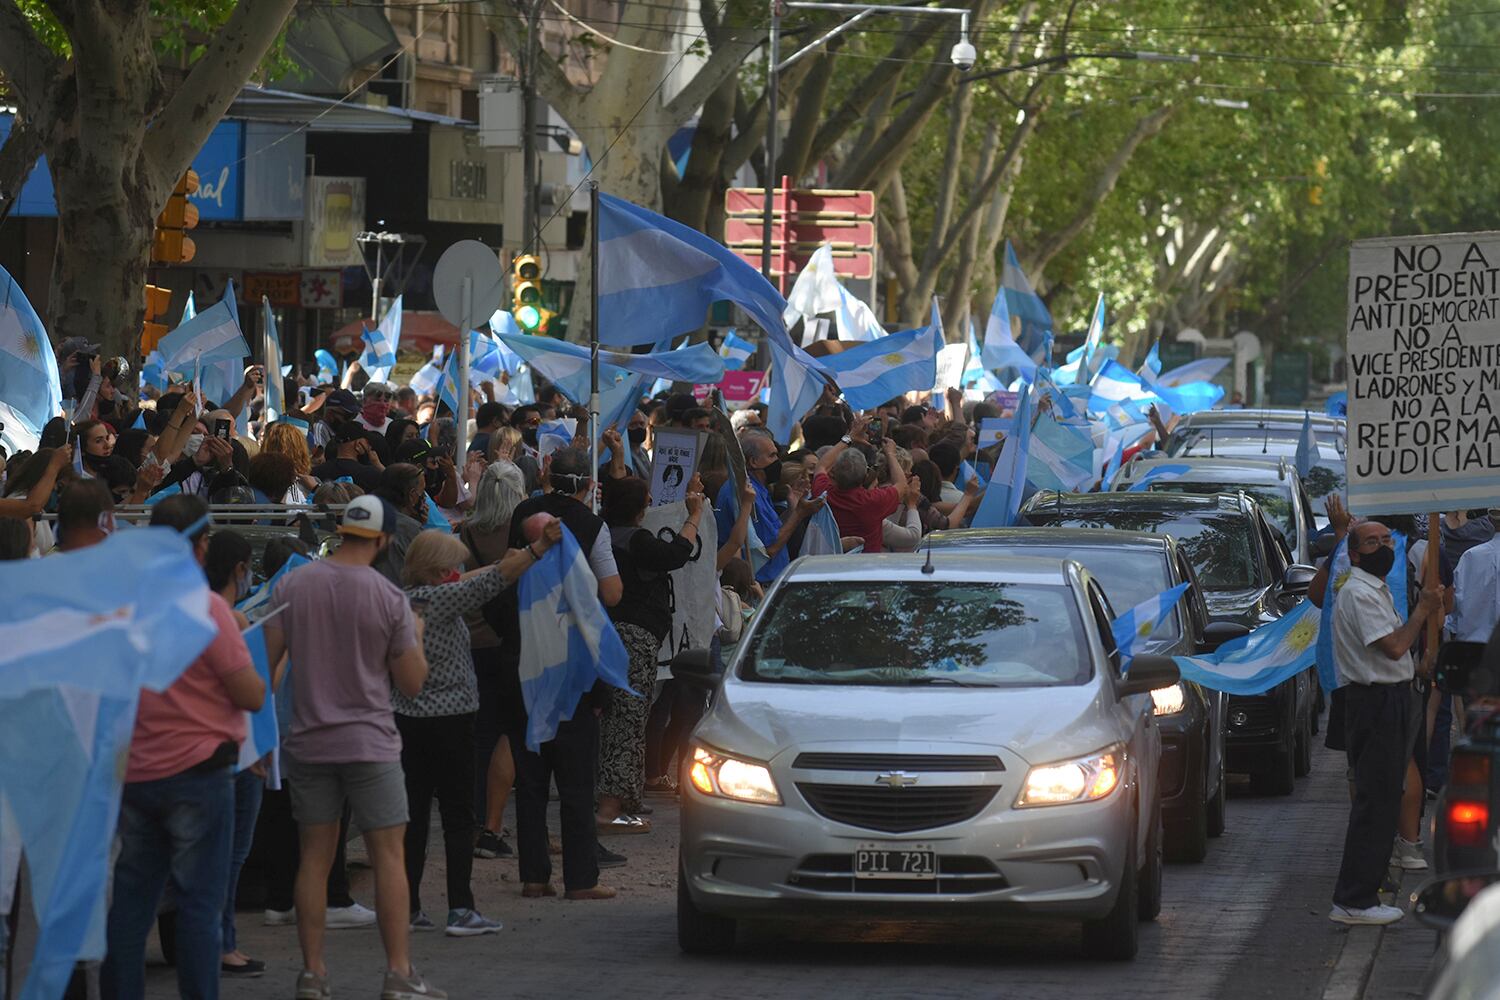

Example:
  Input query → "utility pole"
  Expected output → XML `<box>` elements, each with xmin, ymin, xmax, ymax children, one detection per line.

<box><xmin>761</xmin><ymin>0</ymin><xmax>781</xmax><ymax>283</ymax></box>
<box><xmin>522</xmin><ymin>0</ymin><xmax>543</xmax><ymax>255</ymax></box>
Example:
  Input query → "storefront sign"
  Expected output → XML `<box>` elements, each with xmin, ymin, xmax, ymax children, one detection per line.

<box><xmin>305</xmin><ymin>177</ymin><xmax>365</xmax><ymax>268</ymax></box>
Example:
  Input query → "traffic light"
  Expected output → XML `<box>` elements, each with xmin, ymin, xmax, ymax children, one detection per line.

<box><xmin>141</xmin><ymin>284</ymin><xmax>172</xmax><ymax>354</ymax></box>
<box><xmin>152</xmin><ymin>170</ymin><xmax>200</xmax><ymax>263</ymax></box>
<box><xmin>511</xmin><ymin>253</ymin><xmax>554</xmax><ymax>333</ymax></box>
<box><xmin>1308</xmin><ymin>157</ymin><xmax>1328</xmax><ymax>207</ymax></box>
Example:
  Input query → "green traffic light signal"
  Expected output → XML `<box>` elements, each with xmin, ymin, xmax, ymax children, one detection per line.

<box><xmin>517</xmin><ymin>304</ymin><xmax>543</xmax><ymax>330</ymax></box>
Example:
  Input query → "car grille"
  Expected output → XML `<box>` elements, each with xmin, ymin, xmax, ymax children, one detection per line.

<box><xmin>792</xmin><ymin>753</ymin><xmax>1003</xmax><ymax>772</ymax></box>
<box><xmin>796</xmin><ymin>783</ymin><xmax>998</xmax><ymax>833</ymax></box>
<box><xmin>1227</xmin><ymin>697</ymin><xmax>1280</xmax><ymax>737</ymax></box>
<box><xmin>788</xmin><ymin>854</ymin><xmax>1007</xmax><ymax>894</ymax></box>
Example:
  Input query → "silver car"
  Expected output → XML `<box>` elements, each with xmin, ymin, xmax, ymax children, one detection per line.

<box><xmin>676</xmin><ymin>552</ymin><xmax>1178</xmax><ymax>961</ymax></box>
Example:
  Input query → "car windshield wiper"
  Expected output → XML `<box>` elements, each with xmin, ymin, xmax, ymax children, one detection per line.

<box><xmin>906</xmin><ymin>676</ymin><xmax>995</xmax><ymax>688</ymax></box>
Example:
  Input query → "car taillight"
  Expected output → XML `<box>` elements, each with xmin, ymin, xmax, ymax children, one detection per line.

<box><xmin>1452</xmin><ymin>754</ymin><xmax>1491</xmax><ymax>787</ymax></box>
<box><xmin>1447</xmin><ymin>801</ymin><xmax>1490</xmax><ymax>848</ymax></box>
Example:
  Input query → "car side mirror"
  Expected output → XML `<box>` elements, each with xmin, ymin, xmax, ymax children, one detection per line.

<box><xmin>671</xmin><ymin>647</ymin><xmax>718</xmax><ymax>691</ymax></box>
<box><xmin>1276</xmin><ymin>563</ymin><xmax>1318</xmax><ymax>610</ymax></box>
<box><xmin>1198</xmin><ymin>621</ymin><xmax>1251</xmax><ymax>654</ymax></box>
<box><xmin>1437</xmin><ymin>641</ymin><xmax>1492</xmax><ymax>698</ymax></box>
<box><xmin>1118</xmin><ymin>654</ymin><xmax>1180</xmax><ymax>698</ymax></box>
<box><xmin>1413</xmin><ymin>872</ymin><xmax>1500</xmax><ymax>931</ymax></box>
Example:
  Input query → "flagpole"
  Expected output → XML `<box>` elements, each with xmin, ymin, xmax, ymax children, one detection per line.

<box><xmin>455</xmin><ymin>276</ymin><xmax>471</xmax><ymax>464</ymax></box>
<box><xmin>589</xmin><ymin>181</ymin><xmax>601</xmax><ymax>514</ymax></box>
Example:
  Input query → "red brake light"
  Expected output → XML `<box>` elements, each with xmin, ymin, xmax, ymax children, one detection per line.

<box><xmin>1448</xmin><ymin>800</ymin><xmax>1490</xmax><ymax>848</ymax></box>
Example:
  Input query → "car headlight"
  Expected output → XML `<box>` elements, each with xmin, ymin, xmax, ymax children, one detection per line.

<box><xmin>687</xmin><ymin>746</ymin><xmax>781</xmax><ymax>805</ymax></box>
<box><xmin>1151</xmin><ymin>683</ymin><xmax>1187</xmax><ymax>716</ymax></box>
<box><xmin>1016</xmin><ymin>745</ymin><xmax>1125</xmax><ymax>807</ymax></box>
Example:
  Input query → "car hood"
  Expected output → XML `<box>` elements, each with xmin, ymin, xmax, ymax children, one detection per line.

<box><xmin>699</xmin><ymin>678</ymin><xmax>1128</xmax><ymax>770</ymax></box>
<box><xmin>1203</xmin><ymin>586</ymin><xmax>1276</xmax><ymax>627</ymax></box>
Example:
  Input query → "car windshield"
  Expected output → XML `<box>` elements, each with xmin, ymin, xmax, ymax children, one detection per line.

<box><xmin>1145</xmin><ymin>481</ymin><xmax>1295</xmax><ymax>540</ymax></box>
<box><xmin>741</xmin><ymin>581</ymin><xmax>1092</xmax><ymax>687</ymax></box>
<box><xmin>1169</xmin><ymin>426</ymin><xmax>1343</xmax><ymax>456</ymax></box>
<box><xmin>964</xmin><ymin>546</ymin><xmax>1180</xmax><ymax>639</ymax></box>
<box><xmin>1035</xmin><ymin>512</ymin><xmax>1262</xmax><ymax>591</ymax></box>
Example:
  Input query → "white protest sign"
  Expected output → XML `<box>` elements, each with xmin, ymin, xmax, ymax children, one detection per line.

<box><xmin>649</xmin><ymin>428</ymin><xmax>703</xmax><ymax>506</ymax></box>
<box><xmin>1347</xmin><ymin>232</ymin><xmax>1500</xmax><ymax>514</ymax></box>
<box><xmin>933</xmin><ymin>342</ymin><xmax>969</xmax><ymax>397</ymax></box>
<box><xmin>640</xmin><ymin>501</ymin><xmax>719</xmax><ymax>677</ymax></box>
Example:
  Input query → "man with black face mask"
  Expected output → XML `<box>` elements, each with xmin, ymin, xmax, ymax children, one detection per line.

<box><xmin>510</xmin><ymin>406</ymin><xmax>543</xmax><ymax>457</ymax></box>
<box><xmin>713</xmin><ymin>430</ymin><xmax>821</xmax><ymax>586</ymax></box>
<box><xmin>1328</xmin><ymin>520</ymin><xmax>1444</xmax><ymax>927</ymax></box>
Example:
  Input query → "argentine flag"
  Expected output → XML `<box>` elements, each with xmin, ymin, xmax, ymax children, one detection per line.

<box><xmin>1000</xmin><ymin>241</ymin><xmax>1053</xmax><ymax>366</ymax></box>
<box><xmin>361</xmin><ymin>295</ymin><xmax>402</xmax><ymax>382</ymax></box>
<box><xmin>719</xmin><ymin>329</ymin><xmax>755</xmax><ymax>370</ymax></box>
<box><xmin>1139</xmin><ymin>338</ymin><xmax>1163</xmax><ymax>383</ymax></box>
<box><xmin>1027</xmin><ymin>410</ymin><xmax>1096</xmax><ymax>492</ymax></box>
<box><xmin>315</xmin><ymin>348</ymin><xmax>339</xmax><ymax>384</ymax></box>
<box><xmin>823</xmin><ymin>300</ymin><xmax>941</xmax><ymax>412</ymax></box>
<box><xmin>516</xmin><ymin>525</ymin><xmax>634</xmax><ymax>751</ymax></box>
<box><xmin>409</xmin><ymin>345</ymin><xmax>445</xmax><ymax>396</ymax></box>
<box><xmin>1074</xmin><ymin>294</ymin><xmax>1108</xmax><ymax>384</ymax></box>
<box><xmin>800</xmin><ymin>495</ymin><xmax>844</xmax><ymax>556</ymax></box>
<box><xmin>0</xmin><ymin>265</ymin><xmax>61</xmax><ymax>434</ymax></box>
<box><xmin>1126</xmin><ymin>463</ymin><xmax>1193</xmax><ymax>492</ymax></box>
<box><xmin>140</xmin><ymin>350</ymin><xmax>168</xmax><ymax>392</ymax></box>
<box><xmin>782</xmin><ymin>243</ymin><xmax>884</xmax><ymax>343</ymax></box>
<box><xmin>1294</xmin><ymin>411</ymin><xmax>1315</xmax><ymax>479</ymax></box>
<box><xmin>1089</xmin><ymin>360</ymin><xmax>1165</xmax><ymax>416</ymax></box>
<box><xmin>1111</xmin><ymin>582</ymin><xmax>1190</xmax><ymax>663</ymax></box>
<box><xmin>263</xmin><ymin>298</ymin><xmax>286</xmax><ymax>422</ymax></box>
<box><xmin>158</xmin><ymin>281</ymin><xmax>249</xmax><ymax>374</ymax></box>
<box><xmin>982</xmin><ymin>284</ymin><xmax>1039</xmax><ymax>381</ymax></box>
<box><xmin>1174</xmin><ymin>601</ymin><xmax>1321</xmax><ymax>695</ymax></box>
<box><xmin>498</xmin><ymin>329</ymin><xmax>725</xmax><ymax>393</ymax></box>
<box><xmin>1157</xmin><ymin>356</ymin><xmax>1229</xmax><ymax>388</ymax></box>
<box><xmin>1315</xmin><ymin>534</ymin><xmax>1406</xmax><ymax>692</ymax></box>
<box><xmin>238</xmin><ymin>622</ymin><xmax>281</xmax><ymax>789</ymax></box>
<box><xmin>971</xmin><ymin>381</ymin><xmax>1034</xmax><ymax>528</ymax></box>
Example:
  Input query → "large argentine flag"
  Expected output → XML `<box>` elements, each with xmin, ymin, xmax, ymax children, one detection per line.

<box><xmin>823</xmin><ymin>300</ymin><xmax>941</xmax><ymax>411</ymax></box>
<box><xmin>1157</xmin><ymin>356</ymin><xmax>1229</xmax><ymax>387</ymax></box>
<box><xmin>0</xmin><ymin>265</ymin><xmax>61</xmax><ymax>433</ymax></box>
<box><xmin>1174</xmin><ymin>601</ymin><xmax>1321</xmax><ymax>695</ymax></box>
<box><xmin>498</xmin><ymin>329</ymin><xmax>725</xmax><ymax>393</ymax></box>
<box><xmin>598</xmin><ymin>193</ymin><xmax>794</xmax><ymax>356</ymax></box>
<box><xmin>159</xmin><ymin>281</ymin><xmax>249</xmax><ymax>374</ymax></box>
<box><xmin>1111</xmin><ymin>583</ymin><xmax>1190</xmax><ymax>663</ymax></box>
<box><xmin>1027</xmin><ymin>410</ymin><xmax>1096</xmax><ymax>492</ymax></box>
<box><xmin>1089</xmin><ymin>359</ymin><xmax>1165</xmax><ymax>416</ymax></box>
<box><xmin>1000</xmin><ymin>241</ymin><xmax>1053</xmax><ymax>366</ymax></box>
<box><xmin>782</xmin><ymin>243</ymin><xmax>884</xmax><ymax>343</ymax></box>
<box><xmin>517</xmin><ymin>525</ymin><xmax>634</xmax><ymax>751</ymax></box>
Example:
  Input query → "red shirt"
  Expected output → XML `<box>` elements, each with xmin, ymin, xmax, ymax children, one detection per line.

<box><xmin>812</xmin><ymin>471</ymin><xmax>901</xmax><ymax>554</ymax></box>
<box><xmin>126</xmin><ymin>592</ymin><xmax>252</xmax><ymax>783</ymax></box>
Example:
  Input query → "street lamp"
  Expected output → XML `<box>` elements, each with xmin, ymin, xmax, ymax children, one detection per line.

<box><xmin>761</xmin><ymin>1</ymin><xmax>977</xmax><ymax>282</ymax></box>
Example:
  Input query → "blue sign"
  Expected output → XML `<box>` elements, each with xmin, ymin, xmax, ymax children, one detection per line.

<box><xmin>0</xmin><ymin>116</ymin><xmax>245</xmax><ymax>220</ymax></box>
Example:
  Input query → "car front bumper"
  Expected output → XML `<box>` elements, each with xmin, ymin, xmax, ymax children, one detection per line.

<box><xmin>680</xmin><ymin>778</ymin><xmax>1135</xmax><ymax>923</ymax></box>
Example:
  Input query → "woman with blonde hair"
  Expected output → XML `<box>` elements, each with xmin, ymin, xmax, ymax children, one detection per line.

<box><xmin>260</xmin><ymin>422</ymin><xmax>316</xmax><ymax>501</ymax></box>
<box><xmin>396</xmin><ymin>523</ymin><xmax>560</xmax><ymax>935</ymax></box>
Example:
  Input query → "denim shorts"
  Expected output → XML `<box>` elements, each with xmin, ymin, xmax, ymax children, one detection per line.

<box><xmin>284</xmin><ymin>756</ymin><xmax>408</xmax><ymax>832</ymax></box>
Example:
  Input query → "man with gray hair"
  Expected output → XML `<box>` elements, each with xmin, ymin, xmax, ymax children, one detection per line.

<box><xmin>811</xmin><ymin>414</ymin><xmax>906</xmax><ymax>553</ymax></box>
<box><xmin>714</xmin><ymin>430</ymin><xmax>822</xmax><ymax>585</ymax></box>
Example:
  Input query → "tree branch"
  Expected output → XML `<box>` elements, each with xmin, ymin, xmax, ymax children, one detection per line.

<box><xmin>662</xmin><ymin>27</ymin><xmax>762</xmax><ymax>125</ymax></box>
<box><xmin>879</xmin><ymin>172</ymin><xmax>918</xmax><ymax>297</ymax></box>
<box><xmin>0</xmin><ymin>0</ymin><xmax>64</xmax><ymax>116</ymax></box>
<box><xmin>776</xmin><ymin>48</ymin><xmax>838</xmax><ymax>182</ymax></box>
<box><xmin>144</xmin><ymin>0</ymin><xmax>298</xmax><ymax>195</ymax></box>
<box><xmin>484</xmin><ymin>0</ymin><xmax>583</xmax><ymax>124</ymax></box>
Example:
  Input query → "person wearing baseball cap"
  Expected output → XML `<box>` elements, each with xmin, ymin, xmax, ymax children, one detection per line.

<box><xmin>263</xmin><ymin>493</ymin><xmax>447</xmax><ymax>1000</ymax></box>
<box><xmin>309</xmin><ymin>388</ymin><xmax>362</xmax><ymax>456</ymax></box>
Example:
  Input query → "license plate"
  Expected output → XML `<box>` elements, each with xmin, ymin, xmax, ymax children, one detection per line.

<box><xmin>854</xmin><ymin>843</ymin><xmax>936</xmax><ymax>879</ymax></box>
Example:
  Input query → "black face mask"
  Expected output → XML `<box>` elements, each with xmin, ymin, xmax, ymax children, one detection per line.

<box><xmin>759</xmin><ymin>458</ymin><xmax>782</xmax><ymax>485</ymax></box>
<box><xmin>522</xmin><ymin>427</ymin><xmax>539</xmax><ymax>448</ymax></box>
<box><xmin>1358</xmin><ymin>546</ymin><xmax>1396</xmax><ymax>579</ymax></box>
<box><xmin>628</xmin><ymin>426</ymin><xmax>648</xmax><ymax>446</ymax></box>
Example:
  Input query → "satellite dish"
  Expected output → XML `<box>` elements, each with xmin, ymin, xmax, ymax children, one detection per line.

<box><xmin>433</xmin><ymin>240</ymin><xmax>505</xmax><ymax>330</ymax></box>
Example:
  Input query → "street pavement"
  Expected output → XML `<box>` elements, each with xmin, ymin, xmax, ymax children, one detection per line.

<box><xmin>143</xmin><ymin>735</ymin><xmax>1440</xmax><ymax>999</ymax></box>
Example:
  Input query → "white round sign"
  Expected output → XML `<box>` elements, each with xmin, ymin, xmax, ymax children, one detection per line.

<box><xmin>432</xmin><ymin>240</ymin><xmax>505</xmax><ymax>330</ymax></box>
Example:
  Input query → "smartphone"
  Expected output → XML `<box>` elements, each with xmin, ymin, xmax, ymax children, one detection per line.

<box><xmin>213</xmin><ymin>418</ymin><xmax>232</xmax><ymax>441</ymax></box>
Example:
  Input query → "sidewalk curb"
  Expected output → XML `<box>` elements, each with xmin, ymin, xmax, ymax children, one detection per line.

<box><xmin>1323</xmin><ymin>925</ymin><xmax>1385</xmax><ymax>1000</ymax></box>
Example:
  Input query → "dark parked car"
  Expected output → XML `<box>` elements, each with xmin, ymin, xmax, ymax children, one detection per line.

<box><xmin>927</xmin><ymin>527</ymin><xmax>1227</xmax><ymax>861</ymax></box>
<box><xmin>1019</xmin><ymin>491</ymin><xmax>1318</xmax><ymax>795</ymax></box>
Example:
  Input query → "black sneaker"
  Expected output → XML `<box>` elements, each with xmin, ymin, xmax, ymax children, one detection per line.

<box><xmin>474</xmin><ymin>829</ymin><xmax>514</xmax><ymax>859</ymax></box>
<box><xmin>597</xmin><ymin>843</ymin><xmax>628</xmax><ymax>869</ymax></box>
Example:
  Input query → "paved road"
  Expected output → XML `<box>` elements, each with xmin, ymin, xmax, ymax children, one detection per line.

<box><xmin>147</xmin><ymin>736</ymin><xmax>1386</xmax><ymax>999</ymax></box>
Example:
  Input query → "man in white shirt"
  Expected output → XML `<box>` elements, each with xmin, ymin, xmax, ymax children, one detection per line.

<box><xmin>1329</xmin><ymin>521</ymin><xmax>1443</xmax><ymax>927</ymax></box>
<box><xmin>1450</xmin><ymin>509</ymin><xmax>1500</xmax><ymax>642</ymax></box>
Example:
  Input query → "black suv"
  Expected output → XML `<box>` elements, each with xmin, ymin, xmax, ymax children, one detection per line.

<box><xmin>928</xmin><ymin>527</ymin><xmax>1228</xmax><ymax>861</ymax></box>
<box><xmin>1018</xmin><ymin>491</ymin><xmax>1318</xmax><ymax>796</ymax></box>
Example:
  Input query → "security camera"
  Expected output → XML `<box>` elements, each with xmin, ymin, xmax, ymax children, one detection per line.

<box><xmin>951</xmin><ymin>38</ymin><xmax>976</xmax><ymax>71</ymax></box>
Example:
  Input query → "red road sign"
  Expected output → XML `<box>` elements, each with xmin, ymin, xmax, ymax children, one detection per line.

<box><xmin>723</xmin><ymin>218</ymin><xmax>875</xmax><ymax>248</ymax></box>
<box><xmin>725</xmin><ymin>187</ymin><xmax>876</xmax><ymax>219</ymax></box>
<box><xmin>730</xmin><ymin>248</ymin><xmax>874</xmax><ymax>280</ymax></box>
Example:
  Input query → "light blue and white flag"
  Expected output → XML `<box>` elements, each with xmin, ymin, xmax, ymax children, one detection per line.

<box><xmin>1100</xmin><ymin>436</ymin><xmax>1127</xmax><ymax>491</ymax></box>
<box><xmin>800</xmin><ymin>495</ymin><xmax>844</xmax><ymax>556</ymax></box>
<box><xmin>425</xmin><ymin>502</ymin><xmax>451</xmax><ymax>532</ymax></box>
<box><xmin>1314</xmin><ymin>533</ymin><xmax>1406</xmax><ymax>692</ymax></box>
<box><xmin>1075</xmin><ymin>294</ymin><xmax>1107</xmax><ymax>384</ymax></box>
<box><xmin>977</xmin><ymin>417</ymin><xmax>1007</xmax><ymax>448</ymax></box>
<box><xmin>1157</xmin><ymin>356</ymin><xmax>1229</xmax><ymax>388</ymax></box>
<box><xmin>1000</xmin><ymin>241</ymin><xmax>1053</xmax><ymax>366</ymax></box>
<box><xmin>516</xmin><ymin>525</ymin><xmax>634</xmax><ymax>751</ymax></box>
<box><xmin>962</xmin><ymin>320</ymin><xmax>1002</xmax><ymax>392</ymax></box>
<box><xmin>1325</xmin><ymin>391</ymin><xmax>1348</xmax><ymax>418</ymax></box>
<box><xmin>1156</xmin><ymin>379</ymin><xmax>1225</xmax><ymax>416</ymax></box>
<box><xmin>1034</xmin><ymin>368</ymin><xmax>1080</xmax><ymax>421</ymax></box>
<box><xmin>1139</xmin><ymin>338</ymin><xmax>1163</xmax><ymax>382</ymax></box>
<box><xmin>181</xmin><ymin>291</ymin><xmax>196</xmax><ymax>324</ymax></box>
<box><xmin>1294</xmin><ymin>411</ymin><xmax>1315</xmax><ymax>479</ymax></box>
<box><xmin>1126</xmin><ymin>462</ymin><xmax>1193</xmax><ymax>492</ymax></box>
<box><xmin>498</xmin><ymin>330</ymin><xmax>724</xmax><ymax>403</ymax></box>
<box><xmin>437</xmin><ymin>350</ymin><xmax>463</xmax><ymax>416</ymax></box>
<box><xmin>972</xmin><ymin>382</ymin><xmax>1034</xmax><ymax>528</ymax></box>
<box><xmin>263</xmin><ymin>297</ymin><xmax>286</xmax><ymax>423</ymax></box>
<box><xmin>238</xmin><ymin>622</ymin><xmax>281</xmax><ymax>789</ymax></box>
<box><xmin>982</xmin><ymin>286</ymin><xmax>1039</xmax><ymax>381</ymax></box>
<box><xmin>719</xmin><ymin>329</ymin><xmax>755</xmax><ymax>369</ymax></box>
<box><xmin>782</xmin><ymin>243</ymin><xmax>884</xmax><ymax>343</ymax></box>
<box><xmin>140</xmin><ymin>350</ymin><xmax>167</xmax><ymax>393</ymax></box>
<box><xmin>238</xmin><ymin>552</ymin><xmax>310</xmax><ymax>623</ymax></box>
<box><xmin>360</xmin><ymin>295</ymin><xmax>402</xmax><ymax>382</ymax></box>
<box><xmin>409</xmin><ymin>345</ymin><xmax>446</xmax><ymax>397</ymax></box>
<box><xmin>767</xmin><ymin>342</ymin><xmax>827</xmax><ymax>445</ymax></box>
<box><xmin>823</xmin><ymin>300</ymin><xmax>941</xmax><ymax>411</ymax></box>
<box><xmin>315</xmin><ymin>348</ymin><xmax>339</xmax><ymax>384</ymax></box>
<box><xmin>0</xmin><ymin>401</ymin><xmax>39</xmax><ymax>455</ymax></box>
<box><xmin>1089</xmin><ymin>359</ymin><xmax>1164</xmax><ymax>416</ymax></box>
<box><xmin>0</xmin><ymin>528</ymin><xmax>215</xmax><ymax>1000</ymax></box>
<box><xmin>1027</xmin><ymin>409</ymin><xmax>1096</xmax><ymax>492</ymax></box>
<box><xmin>159</xmin><ymin>281</ymin><xmax>249</xmax><ymax>374</ymax></box>
<box><xmin>0</xmin><ymin>265</ymin><xmax>61</xmax><ymax>433</ymax></box>
<box><xmin>1174</xmin><ymin>601</ymin><xmax>1321</xmax><ymax>695</ymax></box>
<box><xmin>598</xmin><ymin>192</ymin><xmax>796</xmax><ymax>356</ymax></box>
<box><xmin>1111</xmin><ymin>582</ymin><xmax>1190</xmax><ymax>663</ymax></box>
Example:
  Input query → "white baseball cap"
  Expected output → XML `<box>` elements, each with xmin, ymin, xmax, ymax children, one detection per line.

<box><xmin>338</xmin><ymin>494</ymin><xmax>398</xmax><ymax>539</ymax></box>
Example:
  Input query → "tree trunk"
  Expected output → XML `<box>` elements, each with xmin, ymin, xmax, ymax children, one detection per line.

<box><xmin>940</xmin><ymin>122</ymin><xmax>1002</xmax><ymax>336</ymax></box>
<box><xmin>667</xmin><ymin>69</ymin><xmax>737</xmax><ymax>232</ymax></box>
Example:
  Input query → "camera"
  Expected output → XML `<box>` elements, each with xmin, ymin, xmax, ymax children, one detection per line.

<box><xmin>950</xmin><ymin>39</ymin><xmax>976</xmax><ymax>71</ymax></box>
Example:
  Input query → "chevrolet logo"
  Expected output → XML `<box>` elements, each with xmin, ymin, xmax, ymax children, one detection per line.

<box><xmin>873</xmin><ymin>771</ymin><xmax>919</xmax><ymax>789</ymax></box>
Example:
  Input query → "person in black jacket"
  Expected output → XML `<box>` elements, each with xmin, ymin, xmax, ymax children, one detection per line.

<box><xmin>596</xmin><ymin>475</ymin><xmax>703</xmax><ymax>835</ymax></box>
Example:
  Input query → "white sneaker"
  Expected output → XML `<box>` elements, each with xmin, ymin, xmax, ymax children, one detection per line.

<box><xmin>1330</xmin><ymin>903</ymin><xmax>1405</xmax><ymax>925</ymax></box>
<box><xmin>264</xmin><ymin>908</ymin><xmax>296</xmax><ymax>927</ymax></box>
<box><xmin>326</xmin><ymin>902</ymin><xmax>377</xmax><ymax>929</ymax></box>
<box><xmin>1390</xmin><ymin>838</ymin><xmax>1428</xmax><ymax>871</ymax></box>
